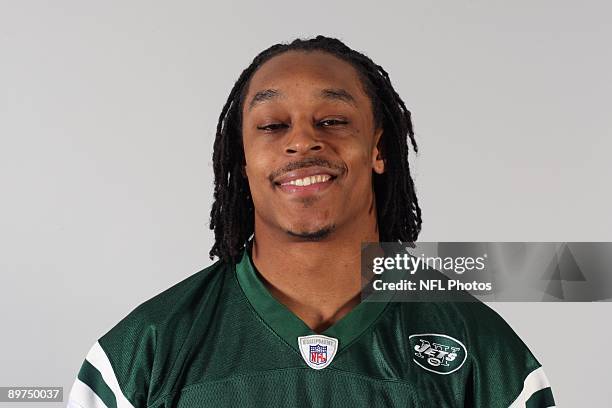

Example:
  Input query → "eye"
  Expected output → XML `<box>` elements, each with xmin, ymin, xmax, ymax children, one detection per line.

<box><xmin>256</xmin><ymin>123</ymin><xmax>288</xmax><ymax>132</ymax></box>
<box><xmin>318</xmin><ymin>118</ymin><xmax>349</xmax><ymax>127</ymax></box>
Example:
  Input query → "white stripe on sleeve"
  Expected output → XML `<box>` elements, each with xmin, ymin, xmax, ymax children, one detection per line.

<box><xmin>66</xmin><ymin>378</ymin><xmax>109</xmax><ymax>408</ymax></box>
<box><xmin>85</xmin><ymin>341</ymin><xmax>136</xmax><ymax>408</ymax></box>
<box><xmin>508</xmin><ymin>366</ymin><xmax>554</xmax><ymax>407</ymax></box>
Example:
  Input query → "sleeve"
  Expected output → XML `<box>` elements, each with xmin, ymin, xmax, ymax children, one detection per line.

<box><xmin>66</xmin><ymin>341</ymin><xmax>136</xmax><ymax>408</ymax></box>
<box><xmin>464</xmin><ymin>303</ymin><xmax>556</xmax><ymax>408</ymax></box>
<box><xmin>65</xmin><ymin>261</ymin><xmax>220</xmax><ymax>408</ymax></box>
<box><xmin>507</xmin><ymin>366</ymin><xmax>556</xmax><ymax>407</ymax></box>
<box><xmin>66</xmin><ymin>303</ymin><xmax>158</xmax><ymax>408</ymax></box>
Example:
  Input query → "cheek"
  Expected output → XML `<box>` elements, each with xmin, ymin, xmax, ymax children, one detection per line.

<box><xmin>340</xmin><ymin>144</ymin><xmax>376</xmax><ymax>196</ymax></box>
<box><xmin>244</xmin><ymin>156</ymin><xmax>267</xmax><ymax>185</ymax></box>
<box><xmin>243</xmin><ymin>134</ymin><xmax>267</xmax><ymax>170</ymax></box>
<box><xmin>344</xmin><ymin>143</ymin><xmax>376</xmax><ymax>175</ymax></box>
<box><xmin>339</xmin><ymin>120</ymin><xmax>378</xmax><ymax>170</ymax></box>
<box><xmin>243</xmin><ymin>141</ymin><xmax>281</xmax><ymax>197</ymax></box>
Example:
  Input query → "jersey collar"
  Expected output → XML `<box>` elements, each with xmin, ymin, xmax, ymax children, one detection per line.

<box><xmin>235</xmin><ymin>248</ymin><xmax>392</xmax><ymax>355</ymax></box>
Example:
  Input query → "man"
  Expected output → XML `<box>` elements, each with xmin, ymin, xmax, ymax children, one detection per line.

<box><xmin>67</xmin><ymin>36</ymin><xmax>555</xmax><ymax>407</ymax></box>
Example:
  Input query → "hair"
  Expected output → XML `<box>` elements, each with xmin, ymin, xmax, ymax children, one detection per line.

<box><xmin>209</xmin><ymin>35</ymin><xmax>422</xmax><ymax>264</ymax></box>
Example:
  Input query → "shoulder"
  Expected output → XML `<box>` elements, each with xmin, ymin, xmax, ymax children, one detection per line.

<box><xmin>68</xmin><ymin>259</ymin><xmax>232</xmax><ymax>408</ymax></box>
<box><xmin>392</xmin><ymin>300</ymin><xmax>554</xmax><ymax>407</ymax></box>
<box><xmin>395</xmin><ymin>300</ymin><xmax>536</xmax><ymax>348</ymax></box>
<box><xmin>451</xmin><ymin>301</ymin><xmax>541</xmax><ymax>367</ymax></box>
<box><xmin>101</xmin><ymin>259</ymin><xmax>228</xmax><ymax>343</ymax></box>
<box><xmin>98</xmin><ymin>258</ymin><xmax>233</xmax><ymax>368</ymax></box>
<box><xmin>395</xmin><ymin>300</ymin><xmax>542</xmax><ymax>367</ymax></box>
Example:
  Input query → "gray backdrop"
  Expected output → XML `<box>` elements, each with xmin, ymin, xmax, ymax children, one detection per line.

<box><xmin>1</xmin><ymin>1</ymin><xmax>610</xmax><ymax>406</ymax></box>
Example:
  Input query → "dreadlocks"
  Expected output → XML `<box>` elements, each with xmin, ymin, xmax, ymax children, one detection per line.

<box><xmin>209</xmin><ymin>35</ymin><xmax>422</xmax><ymax>264</ymax></box>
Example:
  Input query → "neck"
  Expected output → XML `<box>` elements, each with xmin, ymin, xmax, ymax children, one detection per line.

<box><xmin>251</xmin><ymin>210</ymin><xmax>379</xmax><ymax>333</ymax></box>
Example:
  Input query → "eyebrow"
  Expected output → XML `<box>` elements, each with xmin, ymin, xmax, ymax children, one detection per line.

<box><xmin>247</xmin><ymin>87</ymin><xmax>357</xmax><ymax>111</ymax></box>
<box><xmin>248</xmin><ymin>89</ymin><xmax>282</xmax><ymax>110</ymax></box>
<box><xmin>319</xmin><ymin>88</ymin><xmax>356</xmax><ymax>106</ymax></box>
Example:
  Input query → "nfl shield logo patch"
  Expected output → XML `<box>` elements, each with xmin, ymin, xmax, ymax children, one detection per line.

<box><xmin>298</xmin><ymin>335</ymin><xmax>338</xmax><ymax>370</ymax></box>
<box><xmin>310</xmin><ymin>344</ymin><xmax>327</xmax><ymax>365</ymax></box>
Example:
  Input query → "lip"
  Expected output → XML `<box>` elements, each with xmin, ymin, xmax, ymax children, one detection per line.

<box><xmin>273</xmin><ymin>166</ymin><xmax>342</xmax><ymax>197</ymax></box>
<box><xmin>273</xmin><ymin>166</ymin><xmax>342</xmax><ymax>185</ymax></box>
<box><xmin>276</xmin><ymin>177</ymin><xmax>335</xmax><ymax>196</ymax></box>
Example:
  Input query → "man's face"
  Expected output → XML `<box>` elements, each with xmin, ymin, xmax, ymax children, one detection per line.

<box><xmin>241</xmin><ymin>50</ymin><xmax>384</xmax><ymax>240</ymax></box>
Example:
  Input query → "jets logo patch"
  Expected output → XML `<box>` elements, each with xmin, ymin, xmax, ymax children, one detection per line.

<box><xmin>409</xmin><ymin>333</ymin><xmax>467</xmax><ymax>375</ymax></box>
<box><xmin>298</xmin><ymin>335</ymin><xmax>338</xmax><ymax>370</ymax></box>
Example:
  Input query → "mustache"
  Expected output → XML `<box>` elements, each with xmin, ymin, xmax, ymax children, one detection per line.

<box><xmin>268</xmin><ymin>157</ymin><xmax>346</xmax><ymax>182</ymax></box>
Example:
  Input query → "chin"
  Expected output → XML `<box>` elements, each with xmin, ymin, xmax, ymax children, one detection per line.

<box><xmin>284</xmin><ymin>224</ymin><xmax>336</xmax><ymax>241</ymax></box>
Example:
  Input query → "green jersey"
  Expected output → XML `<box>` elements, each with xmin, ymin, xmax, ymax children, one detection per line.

<box><xmin>67</xmin><ymin>248</ymin><xmax>555</xmax><ymax>407</ymax></box>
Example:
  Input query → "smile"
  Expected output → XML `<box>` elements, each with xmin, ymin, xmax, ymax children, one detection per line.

<box><xmin>271</xmin><ymin>164</ymin><xmax>343</xmax><ymax>196</ymax></box>
<box><xmin>275</xmin><ymin>173</ymin><xmax>337</xmax><ymax>196</ymax></box>
<box><xmin>280</xmin><ymin>174</ymin><xmax>333</xmax><ymax>187</ymax></box>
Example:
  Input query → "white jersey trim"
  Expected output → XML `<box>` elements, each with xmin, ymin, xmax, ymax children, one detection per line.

<box><xmin>67</xmin><ymin>341</ymin><xmax>136</xmax><ymax>408</ymax></box>
<box><xmin>508</xmin><ymin>366</ymin><xmax>554</xmax><ymax>407</ymax></box>
<box><xmin>85</xmin><ymin>341</ymin><xmax>136</xmax><ymax>408</ymax></box>
<box><xmin>67</xmin><ymin>378</ymin><xmax>109</xmax><ymax>408</ymax></box>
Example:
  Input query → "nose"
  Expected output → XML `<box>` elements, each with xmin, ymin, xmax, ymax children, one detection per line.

<box><xmin>284</xmin><ymin>121</ymin><xmax>324</xmax><ymax>155</ymax></box>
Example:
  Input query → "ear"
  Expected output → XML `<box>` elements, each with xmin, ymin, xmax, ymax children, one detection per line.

<box><xmin>241</xmin><ymin>164</ymin><xmax>248</xmax><ymax>178</ymax></box>
<box><xmin>371</xmin><ymin>128</ymin><xmax>385</xmax><ymax>175</ymax></box>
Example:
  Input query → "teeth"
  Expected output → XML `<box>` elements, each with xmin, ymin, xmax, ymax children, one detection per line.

<box><xmin>284</xmin><ymin>174</ymin><xmax>332</xmax><ymax>186</ymax></box>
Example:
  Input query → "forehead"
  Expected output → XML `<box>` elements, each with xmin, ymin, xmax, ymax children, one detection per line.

<box><xmin>243</xmin><ymin>50</ymin><xmax>369</xmax><ymax>107</ymax></box>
